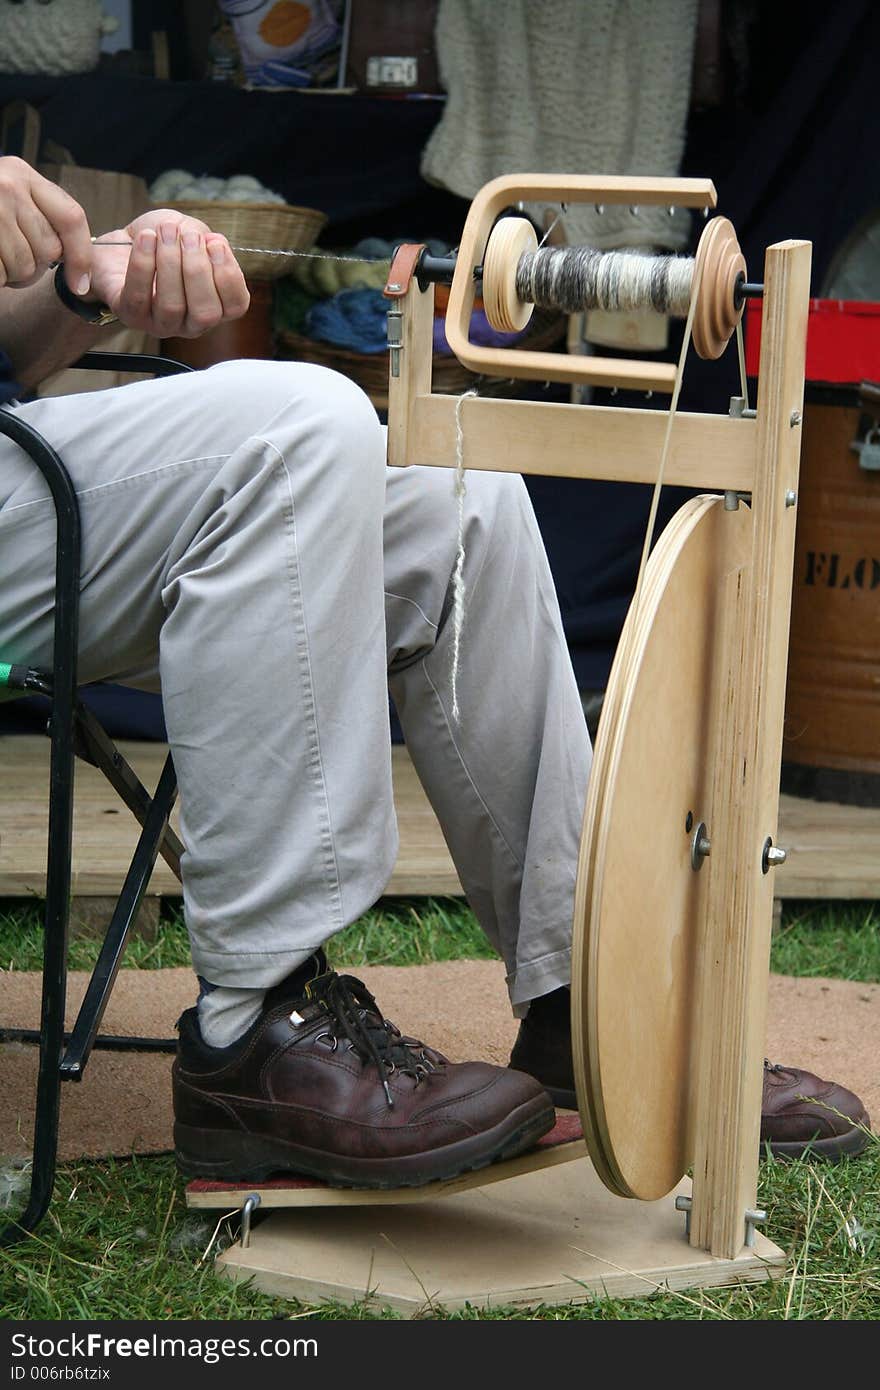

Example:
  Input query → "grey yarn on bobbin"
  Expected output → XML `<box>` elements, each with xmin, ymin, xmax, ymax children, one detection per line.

<box><xmin>515</xmin><ymin>245</ymin><xmax>693</xmax><ymax>317</ymax></box>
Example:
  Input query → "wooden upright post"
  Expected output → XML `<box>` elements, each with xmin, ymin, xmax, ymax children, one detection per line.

<box><xmin>689</xmin><ymin>240</ymin><xmax>811</xmax><ymax>1257</ymax></box>
<box><xmin>385</xmin><ymin>278</ymin><xmax>434</xmax><ymax>470</ymax></box>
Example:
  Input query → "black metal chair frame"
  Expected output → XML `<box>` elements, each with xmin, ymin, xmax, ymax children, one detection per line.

<box><xmin>0</xmin><ymin>352</ymin><xmax>193</xmax><ymax>1246</ymax></box>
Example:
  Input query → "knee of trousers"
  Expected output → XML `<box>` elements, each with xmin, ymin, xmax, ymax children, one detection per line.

<box><xmin>189</xmin><ymin>359</ymin><xmax>386</xmax><ymax>506</ymax></box>
<box><xmin>403</xmin><ymin>465</ymin><xmax>534</xmax><ymax>547</ymax></box>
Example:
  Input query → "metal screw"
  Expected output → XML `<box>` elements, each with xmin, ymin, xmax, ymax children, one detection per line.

<box><xmin>595</xmin><ymin>204</ymin><xmax>605</xmax><ymax>215</ymax></box>
<box><xmin>630</xmin><ymin>205</ymin><xmax>640</xmax><ymax>216</ymax></box>
<box><xmin>724</xmin><ymin>490</ymin><xmax>740</xmax><ymax>511</ymax></box>
<box><xmin>785</xmin><ymin>490</ymin><xmax>797</xmax><ymax>507</ymax></box>
<box><xmin>790</xmin><ymin>410</ymin><xmax>802</xmax><ymax>427</ymax></box>
<box><xmin>386</xmin><ymin>282</ymin><xmax>401</xmax><ymax>292</ymax></box>
<box><xmin>744</xmin><ymin>1208</ymin><xmax>766</xmax><ymax>1248</ymax></box>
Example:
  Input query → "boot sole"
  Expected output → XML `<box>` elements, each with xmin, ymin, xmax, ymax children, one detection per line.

<box><xmin>175</xmin><ymin>1092</ymin><xmax>556</xmax><ymax>1189</ymax></box>
<box><xmin>762</xmin><ymin>1117</ymin><xmax>873</xmax><ymax>1162</ymax></box>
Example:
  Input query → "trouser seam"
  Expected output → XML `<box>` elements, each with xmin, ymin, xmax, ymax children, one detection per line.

<box><xmin>0</xmin><ymin>453</ymin><xmax>231</xmax><ymax>517</ymax></box>
<box><xmin>263</xmin><ymin>438</ymin><xmax>346</xmax><ymax>933</ymax></box>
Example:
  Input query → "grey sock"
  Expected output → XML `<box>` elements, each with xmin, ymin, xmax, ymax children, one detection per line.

<box><xmin>198</xmin><ymin>984</ymin><xmax>265</xmax><ymax>1049</ymax></box>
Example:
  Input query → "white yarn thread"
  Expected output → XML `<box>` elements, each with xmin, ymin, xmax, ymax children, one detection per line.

<box><xmin>451</xmin><ymin>388</ymin><xmax>479</xmax><ymax>722</ymax></box>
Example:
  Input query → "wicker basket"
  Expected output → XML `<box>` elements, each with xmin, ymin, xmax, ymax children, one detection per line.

<box><xmin>277</xmin><ymin>309</ymin><xmax>566</xmax><ymax>409</ymax></box>
<box><xmin>157</xmin><ymin>199</ymin><xmax>327</xmax><ymax>280</ymax></box>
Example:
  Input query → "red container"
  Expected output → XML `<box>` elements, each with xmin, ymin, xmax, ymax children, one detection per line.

<box><xmin>745</xmin><ymin>297</ymin><xmax>880</xmax><ymax>384</ymax></box>
<box><xmin>747</xmin><ymin>298</ymin><xmax>880</xmax><ymax>804</ymax></box>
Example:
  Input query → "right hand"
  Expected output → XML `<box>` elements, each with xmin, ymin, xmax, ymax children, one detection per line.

<box><xmin>0</xmin><ymin>155</ymin><xmax>92</xmax><ymax>293</ymax></box>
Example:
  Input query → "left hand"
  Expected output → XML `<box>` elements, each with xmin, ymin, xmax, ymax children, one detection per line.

<box><xmin>89</xmin><ymin>209</ymin><xmax>250</xmax><ymax>337</ymax></box>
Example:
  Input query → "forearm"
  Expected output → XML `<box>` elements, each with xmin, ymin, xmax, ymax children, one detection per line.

<box><xmin>0</xmin><ymin>271</ymin><xmax>100</xmax><ymax>390</ymax></box>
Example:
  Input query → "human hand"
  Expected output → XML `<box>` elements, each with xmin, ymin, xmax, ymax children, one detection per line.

<box><xmin>0</xmin><ymin>155</ymin><xmax>92</xmax><ymax>292</ymax></box>
<box><xmin>89</xmin><ymin>209</ymin><xmax>250</xmax><ymax>338</ymax></box>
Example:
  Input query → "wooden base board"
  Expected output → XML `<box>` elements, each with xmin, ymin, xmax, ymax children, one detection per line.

<box><xmin>2</xmin><ymin>735</ymin><xmax>878</xmax><ymax>904</ymax></box>
<box><xmin>215</xmin><ymin>1159</ymin><xmax>785</xmax><ymax>1314</ymax></box>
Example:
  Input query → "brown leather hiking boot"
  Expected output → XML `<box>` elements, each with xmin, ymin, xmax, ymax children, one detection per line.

<box><xmin>508</xmin><ymin>988</ymin><xmax>872</xmax><ymax>1161</ymax></box>
<box><xmin>760</xmin><ymin>1059</ymin><xmax>871</xmax><ymax>1160</ymax></box>
<box><xmin>174</xmin><ymin>955</ymin><xmax>555</xmax><ymax>1188</ymax></box>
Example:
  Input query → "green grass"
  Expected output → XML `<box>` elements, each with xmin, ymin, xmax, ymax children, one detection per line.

<box><xmin>1</xmin><ymin>895</ymin><xmax>879</xmax><ymax>1320</ymax></box>
<box><xmin>771</xmin><ymin>900</ymin><xmax>880</xmax><ymax>982</ymax></box>
<box><xmin>2</xmin><ymin>895</ymin><xmax>878</xmax><ymax>980</ymax></box>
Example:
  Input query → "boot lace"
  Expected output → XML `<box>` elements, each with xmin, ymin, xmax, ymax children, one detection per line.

<box><xmin>305</xmin><ymin>970</ymin><xmax>438</xmax><ymax>1108</ymax></box>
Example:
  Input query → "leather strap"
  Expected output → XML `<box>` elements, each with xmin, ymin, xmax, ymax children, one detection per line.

<box><xmin>384</xmin><ymin>243</ymin><xmax>426</xmax><ymax>298</ymax></box>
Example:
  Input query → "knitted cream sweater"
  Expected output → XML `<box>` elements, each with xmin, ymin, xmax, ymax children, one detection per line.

<box><xmin>421</xmin><ymin>0</ymin><xmax>699</xmax><ymax>252</ymax></box>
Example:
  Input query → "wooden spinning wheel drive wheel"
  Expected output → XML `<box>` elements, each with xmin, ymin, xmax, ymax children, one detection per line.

<box><xmin>572</xmin><ymin>495</ymin><xmax>751</xmax><ymax>1201</ymax></box>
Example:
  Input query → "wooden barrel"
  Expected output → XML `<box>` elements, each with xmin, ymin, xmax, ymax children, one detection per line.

<box><xmin>781</xmin><ymin>385</ymin><xmax>880</xmax><ymax>805</ymax></box>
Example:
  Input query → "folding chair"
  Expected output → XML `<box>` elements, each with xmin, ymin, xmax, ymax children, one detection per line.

<box><xmin>0</xmin><ymin>351</ymin><xmax>192</xmax><ymax>1245</ymax></box>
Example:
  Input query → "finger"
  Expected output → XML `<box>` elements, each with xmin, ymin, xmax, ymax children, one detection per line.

<box><xmin>178</xmin><ymin>229</ymin><xmax>224</xmax><ymax>338</ymax></box>
<box><xmin>27</xmin><ymin>170</ymin><xmax>92</xmax><ymax>292</ymax></box>
<box><xmin>205</xmin><ymin>237</ymin><xmax>251</xmax><ymax>321</ymax></box>
<box><xmin>14</xmin><ymin>197</ymin><xmax>63</xmax><ymax>273</ymax></box>
<box><xmin>0</xmin><ymin>219</ymin><xmax>43</xmax><ymax>287</ymax></box>
<box><xmin>114</xmin><ymin>226</ymin><xmax>159</xmax><ymax>331</ymax></box>
<box><xmin>150</xmin><ymin>219</ymin><xmax>188</xmax><ymax>338</ymax></box>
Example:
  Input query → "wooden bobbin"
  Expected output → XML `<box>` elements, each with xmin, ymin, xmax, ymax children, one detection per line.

<box><xmin>482</xmin><ymin>216</ymin><xmax>538</xmax><ymax>332</ymax></box>
<box><xmin>481</xmin><ymin>212</ymin><xmax>746</xmax><ymax>361</ymax></box>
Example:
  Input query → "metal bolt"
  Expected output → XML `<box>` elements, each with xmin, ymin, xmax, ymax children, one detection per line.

<box><xmin>595</xmin><ymin>204</ymin><xmax>605</xmax><ymax>215</ymax></box>
<box><xmin>387</xmin><ymin>308</ymin><xmax>403</xmax><ymax>378</ymax></box>
<box><xmin>386</xmin><ymin>282</ymin><xmax>401</xmax><ymax>292</ymax></box>
<box><xmin>675</xmin><ymin>1194</ymin><xmax>693</xmax><ymax>1238</ymax></box>
<box><xmin>691</xmin><ymin>822</ymin><xmax>711</xmax><ymax>871</ymax></box>
<box><xmin>762</xmin><ymin>837</ymin><xmax>788</xmax><ymax>873</ymax></box>
<box><xmin>785</xmin><ymin>490</ymin><xmax>797</xmax><ymax>507</ymax></box>
<box><xmin>744</xmin><ymin>1208</ymin><xmax>766</xmax><ymax>1248</ymax></box>
<box><xmin>790</xmin><ymin>410</ymin><xmax>802</xmax><ymax>427</ymax></box>
<box><xmin>724</xmin><ymin>490</ymin><xmax>740</xmax><ymax>511</ymax></box>
<box><xmin>240</xmin><ymin>1193</ymin><xmax>261</xmax><ymax>1249</ymax></box>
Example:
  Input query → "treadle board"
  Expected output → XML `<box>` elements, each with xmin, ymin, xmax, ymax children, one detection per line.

<box><xmin>214</xmin><ymin>1162</ymin><xmax>786</xmax><ymax>1313</ymax></box>
<box><xmin>1</xmin><ymin>734</ymin><xmax>878</xmax><ymax>901</ymax></box>
<box><xmin>186</xmin><ymin>1112</ymin><xmax>586</xmax><ymax>1209</ymax></box>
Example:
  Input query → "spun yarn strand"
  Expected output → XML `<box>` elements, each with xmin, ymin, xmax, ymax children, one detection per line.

<box><xmin>450</xmin><ymin>387</ymin><xmax>479</xmax><ymax>723</ymax></box>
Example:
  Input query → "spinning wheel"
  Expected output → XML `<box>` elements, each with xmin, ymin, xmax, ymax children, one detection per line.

<box><xmin>192</xmin><ymin>173</ymin><xmax>811</xmax><ymax>1310</ymax></box>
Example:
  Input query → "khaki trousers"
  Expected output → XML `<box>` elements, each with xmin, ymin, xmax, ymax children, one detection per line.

<box><xmin>0</xmin><ymin>360</ymin><xmax>591</xmax><ymax>1012</ymax></box>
